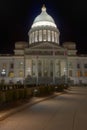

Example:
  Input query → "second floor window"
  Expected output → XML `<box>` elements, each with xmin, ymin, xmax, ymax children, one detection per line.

<box><xmin>84</xmin><ymin>64</ymin><xmax>87</xmax><ymax>69</ymax></box>
<box><xmin>10</xmin><ymin>63</ymin><xmax>14</xmax><ymax>69</ymax></box>
<box><xmin>77</xmin><ymin>63</ymin><xmax>80</xmax><ymax>68</ymax></box>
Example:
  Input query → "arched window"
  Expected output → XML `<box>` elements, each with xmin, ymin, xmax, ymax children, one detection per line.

<box><xmin>32</xmin><ymin>32</ymin><xmax>34</xmax><ymax>43</ymax></box>
<box><xmin>52</xmin><ymin>31</ymin><xmax>54</xmax><ymax>42</ymax></box>
<box><xmin>43</xmin><ymin>30</ymin><xmax>46</xmax><ymax>41</ymax></box>
<box><xmin>39</xmin><ymin>30</ymin><xmax>42</xmax><ymax>41</ymax></box>
<box><xmin>55</xmin><ymin>32</ymin><xmax>57</xmax><ymax>43</ymax></box>
<box><xmin>35</xmin><ymin>31</ymin><xmax>38</xmax><ymax>42</ymax></box>
<box><xmin>48</xmin><ymin>30</ymin><xmax>51</xmax><ymax>41</ymax></box>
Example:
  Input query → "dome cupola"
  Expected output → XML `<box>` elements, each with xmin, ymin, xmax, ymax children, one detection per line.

<box><xmin>32</xmin><ymin>5</ymin><xmax>56</xmax><ymax>28</ymax></box>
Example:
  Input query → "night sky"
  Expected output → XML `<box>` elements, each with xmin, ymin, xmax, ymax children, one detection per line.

<box><xmin>0</xmin><ymin>0</ymin><xmax>87</xmax><ymax>54</ymax></box>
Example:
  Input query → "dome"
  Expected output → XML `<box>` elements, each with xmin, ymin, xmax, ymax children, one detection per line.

<box><xmin>32</xmin><ymin>5</ymin><xmax>57</xmax><ymax>28</ymax></box>
<box><xmin>29</xmin><ymin>5</ymin><xmax>60</xmax><ymax>45</ymax></box>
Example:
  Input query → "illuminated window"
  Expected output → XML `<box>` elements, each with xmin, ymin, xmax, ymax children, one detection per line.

<box><xmin>9</xmin><ymin>71</ymin><xmax>14</xmax><ymax>78</ymax></box>
<box><xmin>19</xmin><ymin>71</ymin><xmax>23</xmax><ymax>77</ymax></box>
<box><xmin>52</xmin><ymin>31</ymin><xmax>54</xmax><ymax>42</ymax></box>
<box><xmin>56</xmin><ymin>34</ymin><xmax>59</xmax><ymax>43</ymax></box>
<box><xmin>48</xmin><ymin>30</ymin><xmax>51</xmax><ymax>41</ymax></box>
<box><xmin>19</xmin><ymin>62</ymin><xmax>23</xmax><ymax>68</ymax></box>
<box><xmin>39</xmin><ymin>30</ymin><xmax>42</xmax><ymax>41</ymax></box>
<box><xmin>43</xmin><ymin>30</ymin><xmax>46</xmax><ymax>41</ymax></box>
<box><xmin>35</xmin><ymin>31</ymin><xmax>38</xmax><ymax>42</ymax></box>
<box><xmin>55</xmin><ymin>32</ymin><xmax>57</xmax><ymax>43</ymax></box>
<box><xmin>1</xmin><ymin>69</ymin><xmax>6</xmax><ymax>76</ymax></box>
<box><xmin>84</xmin><ymin>72</ymin><xmax>87</xmax><ymax>77</ymax></box>
<box><xmin>77</xmin><ymin>71</ymin><xmax>82</xmax><ymax>77</ymax></box>
<box><xmin>2</xmin><ymin>63</ymin><xmax>6</xmax><ymax>68</ymax></box>
<box><xmin>1</xmin><ymin>63</ymin><xmax>7</xmax><ymax>76</ymax></box>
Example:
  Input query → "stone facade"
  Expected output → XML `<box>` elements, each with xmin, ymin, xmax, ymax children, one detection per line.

<box><xmin>0</xmin><ymin>5</ymin><xmax>87</xmax><ymax>85</ymax></box>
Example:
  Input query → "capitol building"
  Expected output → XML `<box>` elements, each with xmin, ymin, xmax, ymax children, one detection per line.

<box><xmin>0</xmin><ymin>5</ymin><xmax>87</xmax><ymax>85</ymax></box>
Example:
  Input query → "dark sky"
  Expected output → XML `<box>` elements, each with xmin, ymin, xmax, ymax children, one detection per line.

<box><xmin>0</xmin><ymin>0</ymin><xmax>87</xmax><ymax>54</ymax></box>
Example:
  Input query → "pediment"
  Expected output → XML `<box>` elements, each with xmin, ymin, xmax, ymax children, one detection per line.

<box><xmin>28</xmin><ymin>42</ymin><xmax>63</xmax><ymax>50</ymax></box>
<box><xmin>25</xmin><ymin>42</ymin><xmax>67</xmax><ymax>56</ymax></box>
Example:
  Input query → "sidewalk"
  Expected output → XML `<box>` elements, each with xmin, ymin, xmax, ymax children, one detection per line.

<box><xmin>0</xmin><ymin>92</ymin><xmax>62</xmax><ymax>121</ymax></box>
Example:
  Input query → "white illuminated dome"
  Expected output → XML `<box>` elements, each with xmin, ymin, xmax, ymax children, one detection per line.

<box><xmin>32</xmin><ymin>5</ymin><xmax>57</xmax><ymax>28</ymax></box>
<box><xmin>29</xmin><ymin>5</ymin><xmax>60</xmax><ymax>45</ymax></box>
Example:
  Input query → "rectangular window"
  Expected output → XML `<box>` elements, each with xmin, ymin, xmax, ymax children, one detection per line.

<box><xmin>84</xmin><ymin>64</ymin><xmax>87</xmax><ymax>68</ymax></box>
<box><xmin>43</xmin><ymin>30</ymin><xmax>46</xmax><ymax>41</ymax></box>
<box><xmin>32</xmin><ymin>32</ymin><xmax>34</xmax><ymax>43</ymax></box>
<box><xmin>9</xmin><ymin>71</ymin><xmax>14</xmax><ymax>78</ymax></box>
<box><xmin>2</xmin><ymin>63</ymin><xmax>6</xmax><ymax>68</ymax></box>
<box><xmin>69</xmin><ymin>70</ymin><xmax>72</xmax><ymax>77</ymax></box>
<box><xmin>68</xmin><ymin>62</ymin><xmax>72</xmax><ymax>68</ymax></box>
<box><xmin>1</xmin><ymin>63</ymin><xmax>7</xmax><ymax>77</ymax></box>
<box><xmin>84</xmin><ymin>72</ymin><xmax>87</xmax><ymax>77</ymax></box>
<box><xmin>39</xmin><ymin>30</ymin><xmax>42</xmax><ymax>41</ymax></box>
<box><xmin>35</xmin><ymin>31</ymin><xmax>38</xmax><ymax>42</ymax></box>
<box><xmin>50</xmin><ymin>72</ymin><xmax>53</xmax><ymax>77</ymax></box>
<box><xmin>55</xmin><ymin>32</ymin><xmax>57</xmax><ymax>43</ymax></box>
<box><xmin>48</xmin><ymin>30</ymin><xmax>51</xmax><ymax>41</ymax></box>
<box><xmin>52</xmin><ymin>31</ymin><xmax>54</xmax><ymax>42</ymax></box>
<box><xmin>10</xmin><ymin>63</ymin><xmax>14</xmax><ymax>69</ymax></box>
<box><xmin>19</xmin><ymin>71</ymin><xmax>23</xmax><ymax>77</ymax></box>
<box><xmin>1</xmin><ymin>69</ymin><xmax>6</xmax><ymax>77</ymax></box>
<box><xmin>77</xmin><ymin>71</ymin><xmax>82</xmax><ymax>77</ymax></box>
<box><xmin>77</xmin><ymin>63</ymin><xmax>80</xmax><ymax>68</ymax></box>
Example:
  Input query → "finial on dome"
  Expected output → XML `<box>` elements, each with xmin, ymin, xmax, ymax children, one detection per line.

<box><xmin>42</xmin><ymin>4</ymin><xmax>46</xmax><ymax>12</ymax></box>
